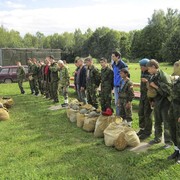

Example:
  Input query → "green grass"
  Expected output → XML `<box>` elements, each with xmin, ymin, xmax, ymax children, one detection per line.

<box><xmin>0</xmin><ymin>63</ymin><xmax>179</xmax><ymax>180</ymax></box>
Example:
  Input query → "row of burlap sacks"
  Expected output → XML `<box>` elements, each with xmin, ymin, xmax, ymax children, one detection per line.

<box><xmin>66</xmin><ymin>100</ymin><xmax>140</xmax><ymax>151</ymax></box>
<box><xmin>0</xmin><ymin>97</ymin><xmax>14</xmax><ymax>121</ymax></box>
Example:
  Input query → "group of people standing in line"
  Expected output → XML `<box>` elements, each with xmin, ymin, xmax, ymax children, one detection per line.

<box><xmin>16</xmin><ymin>50</ymin><xmax>180</xmax><ymax>164</ymax></box>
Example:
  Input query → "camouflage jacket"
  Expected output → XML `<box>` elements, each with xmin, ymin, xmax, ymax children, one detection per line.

<box><xmin>140</xmin><ymin>70</ymin><xmax>151</xmax><ymax>99</ymax></box>
<box><xmin>171</xmin><ymin>76</ymin><xmax>180</xmax><ymax>103</ymax></box>
<box><xmin>86</xmin><ymin>65</ymin><xmax>100</xmax><ymax>88</ymax></box>
<box><xmin>17</xmin><ymin>66</ymin><xmax>25</xmax><ymax>80</ymax></box>
<box><xmin>101</xmin><ymin>66</ymin><xmax>114</xmax><ymax>91</ymax></box>
<box><xmin>59</xmin><ymin>66</ymin><xmax>70</xmax><ymax>87</ymax></box>
<box><xmin>150</xmin><ymin>69</ymin><xmax>172</xmax><ymax>102</ymax></box>
<box><xmin>119</xmin><ymin>79</ymin><xmax>134</xmax><ymax>102</ymax></box>
<box><xmin>49</xmin><ymin>62</ymin><xmax>59</xmax><ymax>82</ymax></box>
<box><xmin>31</xmin><ymin>64</ymin><xmax>39</xmax><ymax>78</ymax></box>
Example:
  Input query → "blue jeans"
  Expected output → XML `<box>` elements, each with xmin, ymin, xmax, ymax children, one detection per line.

<box><xmin>114</xmin><ymin>87</ymin><xmax>120</xmax><ymax>116</ymax></box>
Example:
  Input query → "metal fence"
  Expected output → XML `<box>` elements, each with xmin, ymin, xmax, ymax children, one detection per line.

<box><xmin>0</xmin><ymin>48</ymin><xmax>61</xmax><ymax>66</ymax></box>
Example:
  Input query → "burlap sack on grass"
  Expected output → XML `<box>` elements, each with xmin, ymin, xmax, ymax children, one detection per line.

<box><xmin>66</xmin><ymin>108</ymin><xmax>71</xmax><ymax>118</ymax></box>
<box><xmin>69</xmin><ymin>109</ymin><xmax>79</xmax><ymax>123</ymax></box>
<box><xmin>83</xmin><ymin>116</ymin><xmax>99</xmax><ymax>132</ymax></box>
<box><xmin>94</xmin><ymin>115</ymin><xmax>116</xmax><ymax>138</ymax></box>
<box><xmin>0</xmin><ymin>97</ymin><xmax>14</xmax><ymax>108</ymax></box>
<box><xmin>173</xmin><ymin>60</ymin><xmax>180</xmax><ymax>76</ymax></box>
<box><xmin>114</xmin><ymin>132</ymin><xmax>128</xmax><ymax>151</ymax></box>
<box><xmin>124</xmin><ymin>126</ymin><xmax>140</xmax><ymax>147</ymax></box>
<box><xmin>104</xmin><ymin>122</ymin><xmax>125</xmax><ymax>147</ymax></box>
<box><xmin>76</xmin><ymin>112</ymin><xmax>85</xmax><ymax>128</ymax></box>
<box><xmin>0</xmin><ymin>108</ymin><xmax>9</xmax><ymax>121</ymax></box>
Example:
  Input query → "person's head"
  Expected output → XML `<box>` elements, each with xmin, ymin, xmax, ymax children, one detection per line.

<box><xmin>74</xmin><ymin>56</ymin><xmax>80</xmax><ymax>67</ymax></box>
<box><xmin>85</xmin><ymin>57</ymin><xmax>93</xmax><ymax>67</ymax></box>
<box><xmin>111</xmin><ymin>51</ymin><xmax>121</xmax><ymax>62</ymax></box>
<box><xmin>58</xmin><ymin>60</ymin><xmax>64</xmax><ymax>68</ymax></box>
<box><xmin>32</xmin><ymin>58</ymin><xmax>37</xmax><ymax>64</ymax></box>
<box><xmin>77</xmin><ymin>58</ymin><xmax>84</xmax><ymax>67</ymax></box>
<box><xmin>120</xmin><ymin>68</ymin><xmax>130</xmax><ymax>79</ymax></box>
<box><xmin>139</xmin><ymin>58</ymin><xmax>149</xmax><ymax>72</ymax></box>
<box><xmin>146</xmin><ymin>59</ymin><xmax>159</xmax><ymax>75</ymax></box>
<box><xmin>27</xmin><ymin>58</ymin><xmax>32</xmax><ymax>64</ymax></box>
<box><xmin>16</xmin><ymin>61</ymin><xmax>21</xmax><ymax>66</ymax></box>
<box><xmin>49</xmin><ymin>55</ymin><xmax>55</xmax><ymax>64</ymax></box>
<box><xmin>100</xmin><ymin>57</ymin><xmax>108</xmax><ymax>68</ymax></box>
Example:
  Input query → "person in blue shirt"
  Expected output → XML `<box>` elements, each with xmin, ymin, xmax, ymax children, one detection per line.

<box><xmin>111</xmin><ymin>51</ymin><xmax>128</xmax><ymax>116</ymax></box>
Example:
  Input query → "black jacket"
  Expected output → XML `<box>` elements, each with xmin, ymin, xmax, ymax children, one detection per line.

<box><xmin>78</xmin><ymin>65</ymin><xmax>86</xmax><ymax>89</ymax></box>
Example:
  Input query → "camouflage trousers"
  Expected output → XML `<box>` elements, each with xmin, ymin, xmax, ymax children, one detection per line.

<box><xmin>119</xmin><ymin>99</ymin><xmax>132</xmax><ymax>122</ymax></box>
<box><xmin>154</xmin><ymin>98</ymin><xmax>172</xmax><ymax>144</ymax></box>
<box><xmin>51</xmin><ymin>80</ymin><xmax>59</xmax><ymax>102</ymax></box>
<box><xmin>32</xmin><ymin>77</ymin><xmax>39</xmax><ymax>95</ymax></box>
<box><xmin>29</xmin><ymin>79</ymin><xmax>34</xmax><ymax>93</ymax></box>
<box><xmin>17</xmin><ymin>78</ymin><xmax>25</xmax><ymax>93</ymax></box>
<box><xmin>100</xmin><ymin>87</ymin><xmax>112</xmax><ymax>111</ymax></box>
<box><xmin>86</xmin><ymin>86</ymin><xmax>98</xmax><ymax>109</ymax></box>
<box><xmin>138</xmin><ymin>97</ymin><xmax>153</xmax><ymax>135</ymax></box>
<box><xmin>59</xmin><ymin>85</ymin><xmax>69</xmax><ymax>102</ymax></box>
<box><xmin>169</xmin><ymin>101</ymin><xmax>180</xmax><ymax>148</ymax></box>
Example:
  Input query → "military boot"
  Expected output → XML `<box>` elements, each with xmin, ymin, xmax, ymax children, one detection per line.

<box><xmin>167</xmin><ymin>150</ymin><xmax>179</xmax><ymax>160</ymax></box>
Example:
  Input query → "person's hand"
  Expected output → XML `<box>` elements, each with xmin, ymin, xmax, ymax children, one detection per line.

<box><xmin>80</xmin><ymin>87</ymin><xmax>85</xmax><ymax>91</ymax></box>
<box><xmin>178</xmin><ymin>117</ymin><xmax>180</xmax><ymax>123</ymax></box>
<box><xmin>141</xmin><ymin>78</ymin><xmax>148</xmax><ymax>83</ymax></box>
<box><xmin>126</xmin><ymin>102</ymin><xmax>131</xmax><ymax>109</ymax></box>
<box><xmin>150</xmin><ymin>82</ymin><xmax>158</xmax><ymax>89</ymax></box>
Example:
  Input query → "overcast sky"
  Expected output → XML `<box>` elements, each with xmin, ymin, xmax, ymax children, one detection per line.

<box><xmin>0</xmin><ymin>0</ymin><xmax>180</xmax><ymax>36</ymax></box>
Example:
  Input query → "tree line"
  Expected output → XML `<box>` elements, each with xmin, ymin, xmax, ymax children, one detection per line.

<box><xmin>0</xmin><ymin>8</ymin><xmax>180</xmax><ymax>63</ymax></box>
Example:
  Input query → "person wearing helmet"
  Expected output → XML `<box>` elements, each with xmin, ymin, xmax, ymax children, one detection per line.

<box><xmin>137</xmin><ymin>58</ymin><xmax>153</xmax><ymax>140</ymax></box>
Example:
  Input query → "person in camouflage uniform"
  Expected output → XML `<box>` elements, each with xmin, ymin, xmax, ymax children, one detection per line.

<box><xmin>167</xmin><ymin>60</ymin><xmax>180</xmax><ymax>163</ymax></box>
<box><xmin>137</xmin><ymin>58</ymin><xmax>153</xmax><ymax>140</ymax></box>
<box><xmin>85</xmin><ymin>57</ymin><xmax>101</xmax><ymax>109</ymax></box>
<box><xmin>118</xmin><ymin>68</ymin><xmax>134</xmax><ymax>127</ymax></box>
<box><xmin>44</xmin><ymin>57</ymin><xmax>51</xmax><ymax>99</ymax></box>
<box><xmin>147</xmin><ymin>59</ymin><xmax>172</xmax><ymax>148</ymax></box>
<box><xmin>16</xmin><ymin>61</ymin><xmax>25</xmax><ymax>94</ymax></box>
<box><xmin>31</xmin><ymin>58</ymin><xmax>39</xmax><ymax>96</ymax></box>
<box><xmin>58</xmin><ymin>60</ymin><xmax>70</xmax><ymax>107</ymax></box>
<box><xmin>100</xmin><ymin>57</ymin><xmax>114</xmax><ymax>112</ymax></box>
<box><xmin>27</xmin><ymin>58</ymin><xmax>34</xmax><ymax>94</ymax></box>
<box><xmin>49</xmin><ymin>56</ymin><xmax>59</xmax><ymax>103</ymax></box>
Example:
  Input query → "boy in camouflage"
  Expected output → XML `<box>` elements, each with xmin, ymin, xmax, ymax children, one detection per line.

<box><xmin>147</xmin><ymin>59</ymin><xmax>172</xmax><ymax>148</ymax></box>
<box><xmin>100</xmin><ymin>57</ymin><xmax>114</xmax><ymax>112</ymax></box>
<box><xmin>16</xmin><ymin>61</ymin><xmax>25</xmax><ymax>94</ymax></box>
<box><xmin>137</xmin><ymin>58</ymin><xmax>153</xmax><ymax>140</ymax></box>
<box><xmin>85</xmin><ymin>57</ymin><xmax>101</xmax><ymax>109</ymax></box>
<box><xmin>118</xmin><ymin>68</ymin><xmax>134</xmax><ymax>127</ymax></box>
<box><xmin>58</xmin><ymin>60</ymin><xmax>70</xmax><ymax>107</ymax></box>
<box><xmin>167</xmin><ymin>60</ymin><xmax>180</xmax><ymax>163</ymax></box>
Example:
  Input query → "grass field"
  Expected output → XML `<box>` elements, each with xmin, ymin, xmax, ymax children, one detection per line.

<box><xmin>0</xmin><ymin>63</ymin><xmax>179</xmax><ymax>180</ymax></box>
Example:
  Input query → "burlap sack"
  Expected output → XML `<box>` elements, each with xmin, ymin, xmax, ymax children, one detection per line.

<box><xmin>104</xmin><ymin>122</ymin><xmax>125</xmax><ymax>147</ymax></box>
<box><xmin>0</xmin><ymin>108</ymin><xmax>9</xmax><ymax>121</ymax></box>
<box><xmin>0</xmin><ymin>97</ymin><xmax>14</xmax><ymax>108</ymax></box>
<box><xmin>173</xmin><ymin>60</ymin><xmax>180</xmax><ymax>76</ymax></box>
<box><xmin>69</xmin><ymin>109</ymin><xmax>78</xmax><ymax>122</ymax></box>
<box><xmin>76</xmin><ymin>112</ymin><xmax>85</xmax><ymax>128</ymax></box>
<box><xmin>147</xmin><ymin>84</ymin><xmax>157</xmax><ymax>98</ymax></box>
<box><xmin>94</xmin><ymin>115</ymin><xmax>116</xmax><ymax>138</ymax></box>
<box><xmin>83</xmin><ymin>116</ymin><xmax>99</xmax><ymax>132</ymax></box>
<box><xmin>80</xmin><ymin>104</ymin><xmax>92</xmax><ymax>110</ymax></box>
<box><xmin>66</xmin><ymin>108</ymin><xmax>71</xmax><ymax>118</ymax></box>
<box><xmin>114</xmin><ymin>132</ymin><xmax>128</xmax><ymax>151</ymax></box>
<box><xmin>124</xmin><ymin>126</ymin><xmax>140</xmax><ymax>147</ymax></box>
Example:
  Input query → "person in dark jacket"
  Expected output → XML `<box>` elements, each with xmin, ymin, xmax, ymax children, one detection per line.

<box><xmin>76</xmin><ymin>58</ymin><xmax>87</xmax><ymax>104</ymax></box>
